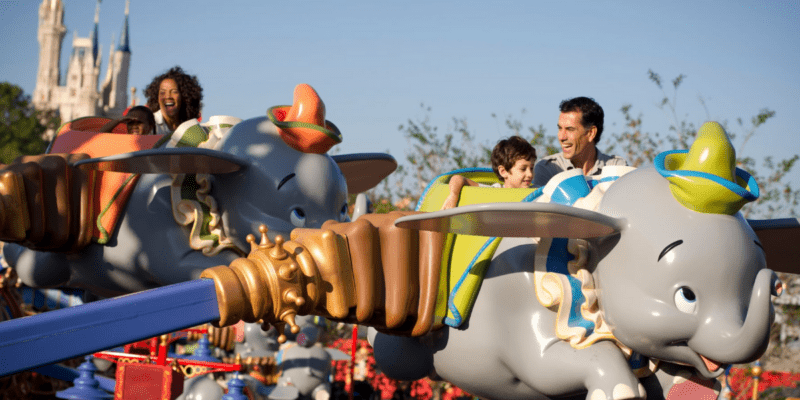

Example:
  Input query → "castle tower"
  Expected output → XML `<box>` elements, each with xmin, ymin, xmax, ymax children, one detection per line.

<box><xmin>60</xmin><ymin>1</ymin><xmax>102</xmax><ymax>122</ymax></box>
<box><xmin>101</xmin><ymin>0</ymin><xmax>131</xmax><ymax>116</ymax></box>
<box><xmin>32</xmin><ymin>0</ymin><xmax>133</xmax><ymax>127</ymax></box>
<box><xmin>100</xmin><ymin>37</ymin><xmax>115</xmax><ymax>107</ymax></box>
<box><xmin>33</xmin><ymin>0</ymin><xmax>66</xmax><ymax>110</ymax></box>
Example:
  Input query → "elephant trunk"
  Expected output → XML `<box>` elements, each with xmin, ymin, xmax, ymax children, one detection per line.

<box><xmin>692</xmin><ymin>268</ymin><xmax>778</xmax><ymax>364</ymax></box>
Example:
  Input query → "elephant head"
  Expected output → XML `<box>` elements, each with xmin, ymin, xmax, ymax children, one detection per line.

<box><xmin>211</xmin><ymin>115</ymin><xmax>351</xmax><ymax>244</ymax></box>
<box><xmin>593</xmin><ymin>122</ymin><xmax>780</xmax><ymax>379</ymax></box>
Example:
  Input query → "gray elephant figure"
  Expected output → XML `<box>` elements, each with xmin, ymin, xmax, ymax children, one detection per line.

<box><xmin>270</xmin><ymin>316</ymin><xmax>337</xmax><ymax>400</ymax></box>
<box><xmin>177</xmin><ymin>375</ymin><xmax>224</xmax><ymax>400</ymax></box>
<box><xmin>369</xmin><ymin>122</ymin><xmax>796</xmax><ymax>400</ymax></box>
<box><xmin>2</xmin><ymin>84</ymin><xmax>396</xmax><ymax>298</ymax></box>
<box><xmin>235</xmin><ymin>322</ymin><xmax>280</xmax><ymax>360</ymax></box>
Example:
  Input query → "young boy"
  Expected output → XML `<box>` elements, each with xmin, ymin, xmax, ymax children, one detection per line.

<box><xmin>99</xmin><ymin>106</ymin><xmax>156</xmax><ymax>135</ymax></box>
<box><xmin>441</xmin><ymin>136</ymin><xmax>536</xmax><ymax>210</ymax></box>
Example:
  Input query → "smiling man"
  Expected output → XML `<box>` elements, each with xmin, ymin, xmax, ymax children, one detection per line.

<box><xmin>533</xmin><ymin>97</ymin><xmax>627</xmax><ymax>187</ymax></box>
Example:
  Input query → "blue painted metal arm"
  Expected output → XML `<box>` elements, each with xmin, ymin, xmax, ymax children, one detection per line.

<box><xmin>0</xmin><ymin>279</ymin><xmax>220</xmax><ymax>377</ymax></box>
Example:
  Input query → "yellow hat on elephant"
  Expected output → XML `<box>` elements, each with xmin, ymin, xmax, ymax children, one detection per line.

<box><xmin>654</xmin><ymin>122</ymin><xmax>759</xmax><ymax>215</ymax></box>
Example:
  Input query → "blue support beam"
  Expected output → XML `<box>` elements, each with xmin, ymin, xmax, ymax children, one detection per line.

<box><xmin>0</xmin><ymin>279</ymin><xmax>220</xmax><ymax>377</ymax></box>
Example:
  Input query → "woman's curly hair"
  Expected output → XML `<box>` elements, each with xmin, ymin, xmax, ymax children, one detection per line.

<box><xmin>144</xmin><ymin>66</ymin><xmax>203</xmax><ymax>122</ymax></box>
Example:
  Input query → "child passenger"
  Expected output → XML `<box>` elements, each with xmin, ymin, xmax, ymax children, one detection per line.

<box><xmin>99</xmin><ymin>106</ymin><xmax>156</xmax><ymax>135</ymax></box>
<box><xmin>441</xmin><ymin>136</ymin><xmax>536</xmax><ymax>210</ymax></box>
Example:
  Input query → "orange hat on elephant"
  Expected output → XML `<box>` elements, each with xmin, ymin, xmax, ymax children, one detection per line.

<box><xmin>267</xmin><ymin>84</ymin><xmax>343</xmax><ymax>154</ymax></box>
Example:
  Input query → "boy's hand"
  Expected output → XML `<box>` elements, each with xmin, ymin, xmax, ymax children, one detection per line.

<box><xmin>441</xmin><ymin>192</ymin><xmax>459</xmax><ymax>210</ymax></box>
<box><xmin>441</xmin><ymin>175</ymin><xmax>479</xmax><ymax>210</ymax></box>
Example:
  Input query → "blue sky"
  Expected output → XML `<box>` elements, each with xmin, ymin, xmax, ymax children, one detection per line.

<box><xmin>1</xmin><ymin>0</ymin><xmax>799</xmax><ymax>190</ymax></box>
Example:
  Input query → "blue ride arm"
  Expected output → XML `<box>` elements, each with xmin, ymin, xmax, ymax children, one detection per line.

<box><xmin>0</xmin><ymin>279</ymin><xmax>220</xmax><ymax>377</ymax></box>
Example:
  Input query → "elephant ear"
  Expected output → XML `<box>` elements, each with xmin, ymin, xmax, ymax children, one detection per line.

<box><xmin>395</xmin><ymin>202</ymin><xmax>625</xmax><ymax>239</ymax></box>
<box><xmin>748</xmin><ymin>218</ymin><xmax>800</xmax><ymax>274</ymax></box>
<box><xmin>72</xmin><ymin>147</ymin><xmax>249</xmax><ymax>174</ymax></box>
<box><xmin>332</xmin><ymin>153</ymin><xmax>397</xmax><ymax>194</ymax></box>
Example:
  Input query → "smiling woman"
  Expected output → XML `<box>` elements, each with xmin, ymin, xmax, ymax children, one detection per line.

<box><xmin>144</xmin><ymin>66</ymin><xmax>204</xmax><ymax>135</ymax></box>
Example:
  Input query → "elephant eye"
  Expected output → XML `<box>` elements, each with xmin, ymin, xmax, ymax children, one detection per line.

<box><xmin>339</xmin><ymin>203</ymin><xmax>349</xmax><ymax>222</ymax></box>
<box><xmin>674</xmin><ymin>286</ymin><xmax>697</xmax><ymax>314</ymax></box>
<box><xmin>290</xmin><ymin>208</ymin><xmax>306</xmax><ymax>228</ymax></box>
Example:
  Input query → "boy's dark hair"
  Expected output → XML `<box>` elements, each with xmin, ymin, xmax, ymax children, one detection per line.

<box><xmin>99</xmin><ymin>105</ymin><xmax>156</xmax><ymax>134</ymax></box>
<box><xmin>124</xmin><ymin>106</ymin><xmax>156</xmax><ymax>134</ymax></box>
<box><xmin>559</xmin><ymin>96</ymin><xmax>604</xmax><ymax>143</ymax></box>
<box><xmin>491</xmin><ymin>136</ymin><xmax>536</xmax><ymax>182</ymax></box>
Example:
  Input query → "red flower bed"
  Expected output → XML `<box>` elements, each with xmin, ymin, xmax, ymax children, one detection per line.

<box><xmin>330</xmin><ymin>337</ymin><xmax>471</xmax><ymax>400</ymax></box>
<box><xmin>726</xmin><ymin>367</ymin><xmax>800</xmax><ymax>395</ymax></box>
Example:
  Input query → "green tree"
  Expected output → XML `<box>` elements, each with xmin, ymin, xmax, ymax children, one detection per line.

<box><xmin>604</xmin><ymin>104</ymin><xmax>663</xmax><ymax>168</ymax></box>
<box><xmin>0</xmin><ymin>82</ymin><xmax>58</xmax><ymax>164</ymax></box>
<box><xmin>368</xmin><ymin>104</ymin><xmax>491</xmax><ymax>211</ymax></box>
<box><xmin>491</xmin><ymin>109</ymin><xmax>559</xmax><ymax>157</ymax></box>
<box><xmin>401</xmin><ymin>104</ymin><xmax>488</xmax><ymax>194</ymax></box>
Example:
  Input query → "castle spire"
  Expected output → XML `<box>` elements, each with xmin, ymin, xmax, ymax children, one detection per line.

<box><xmin>33</xmin><ymin>0</ymin><xmax>66</xmax><ymax>111</ymax></box>
<box><xmin>118</xmin><ymin>0</ymin><xmax>130</xmax><ymax>53</ymax></box>
<box><xmin>91</xmin><ymin>0</ymin><xmax>100</xmax><ymax>61</ymax></box>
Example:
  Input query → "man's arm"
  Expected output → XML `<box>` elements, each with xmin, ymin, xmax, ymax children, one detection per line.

<box><xmin>441</xmin><ymin>175</ymin><xmax>480</xmax><ymax>210</ymax></box>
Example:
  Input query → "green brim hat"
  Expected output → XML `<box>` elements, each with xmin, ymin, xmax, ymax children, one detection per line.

<box><xmin>266</xmin><ymin>84</ymin><xmax>342</xmax><ymax>154</ymax></box>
